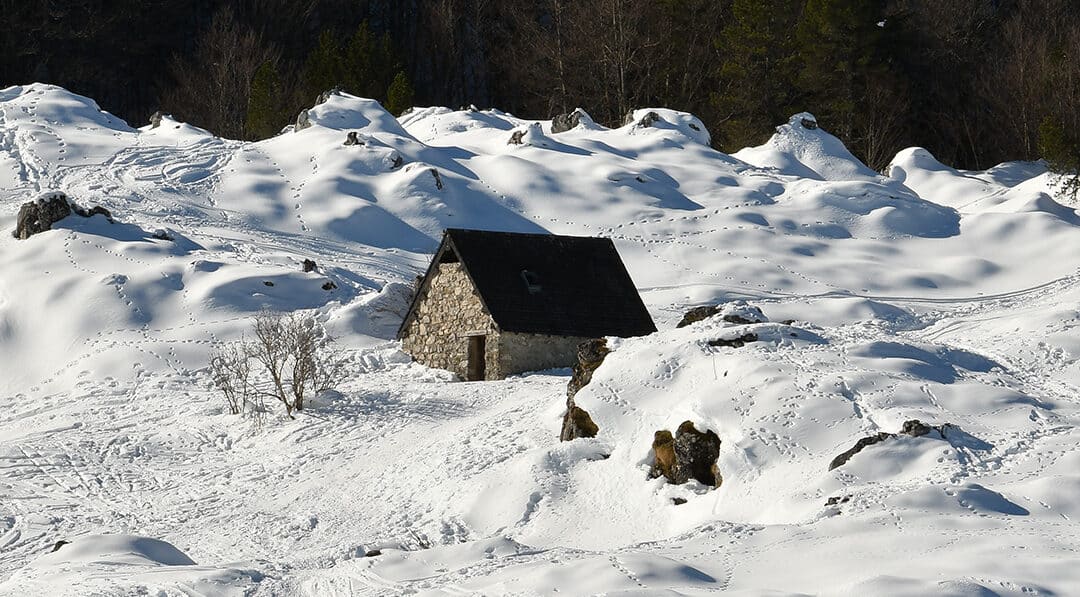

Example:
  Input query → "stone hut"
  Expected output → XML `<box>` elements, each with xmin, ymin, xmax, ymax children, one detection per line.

<box><xmin>397</xmin><ymin>228</ymin><xmax>656</xmax><ymax>380</ymax></box>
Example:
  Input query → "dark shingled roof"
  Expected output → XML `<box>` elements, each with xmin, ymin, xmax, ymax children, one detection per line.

<box><xmin>398</xmin><ymin>228</ymin><xmax>657</xmax><ymax>339</ymax></box>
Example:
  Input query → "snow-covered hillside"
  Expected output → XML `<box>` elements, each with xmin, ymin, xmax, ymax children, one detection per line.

<box><xmin>1</xmin><ymin>84</ymin><xmax>1079</xmax><ymax>596</ymax></box>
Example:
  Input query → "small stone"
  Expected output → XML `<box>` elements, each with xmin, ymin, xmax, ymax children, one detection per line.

<box><xmin>672</xmin><ymin>497</ymin><xmax>688</xmax><ymax>506</ymax></box>
<box><xmin>302</xmin><ymin>259</ymin><xmax>318</xmax><ymax>273</ymax></box>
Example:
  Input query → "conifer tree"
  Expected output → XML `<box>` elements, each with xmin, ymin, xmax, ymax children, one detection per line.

<box><xmin>794</xmin><ymin>0</ymin><xmax>884</xmax><ymax>141</ymax></box>
<box><xmin>245</xmin><ymin>60</ymin><xmax>283</xmax><ymax>140</ymax></box>
<box><xmin>386</xmin><ymin>70</ymin><xmax>416</xmax><ymax>115</ymax></box>
<box><xmin>1039</xmin><ymin>117</ymin><xmax>1080</xmax><ymax>202</ymax></box>
<box><xmin>302</xmin><ymin>31</ymin><xmax>344</xmax><ymax>99</ymax></box>
<box><xmin>713</xmin><ymin>0</ymin><xmax>801</xmax><ymax>150</ymax></box>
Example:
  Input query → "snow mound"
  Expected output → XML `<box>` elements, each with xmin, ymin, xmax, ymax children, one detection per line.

<box><xmin>302</xmin><ymin>90</ymin><xmax>412</xmax><ymax>138</ymax></box>
<box><xmin>624</xmin><ymin>108</ymin><xmax>711</xmax><ymax>146</ymax></box>
<box><xmin>735</xmin><ymin>112</ymin><xmax>879</xmax><ymax>181</ymax></box>
<box><xmin>0</xmin><ymin>535</ymin><xmax>262</xmax><ymax>596</ymax></box>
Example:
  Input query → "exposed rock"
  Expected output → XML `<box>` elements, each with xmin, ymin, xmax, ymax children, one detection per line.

<box><xmin>560</xmin><ymin>338</ymin><xmax>610</xmax><ymax>442</ymax></box>
<box><xmin>51</xmin><ymin>540</ymin><xmax>70</xmax><ymax>553</ymax></box>
<box><xmin>152</xmin><ymin>228</ymin><xmax>173</xmax><ymax>241</ymax></box>
<box><xmin>672</xmin><ymin>497</ymin><xmax>688</xmax><ymax>506</ymax></box>
<box><xmin>551</xmin><ymin>109</ymin><xmax>588</xmax><ymax>134</ymax></box>
<box><xmin>829</xmin><ymin>419</ymin><xmax>952</xmax><ymax>470</ymax></box>
<box><xmin>676</xmin><ymin>305</ymin><xmax>720</xmax><ymax>328</ymax></box>
<box><xmin>430</xmin><ymin>168</ymin><xmax>444</xmax><ymax>190</ymax></box>
<box><xmin>263</xmin><ymin>280</ymin><xmax>275</xmax><ymax>287</ymax></box>
<box><xmin>303</xmin><ymin>259</ymin><xmax>318</xmax><ymax>273</ymax></box>
<box><xmin>800</xmin><ymin>116</ymin><xmax>819</xmax><ymax>130</ymax></box>
<box><xmin>508</xmin><ymin>130</ymin><xmax>526</xmax><ymax>145</ymax></box>
<box><xmin>707</xmin><ymin>333</ymin><xmax>758</xmax><ymax>348</ymax></box>
<box><xmin>316</xmin><ymin>88</ymin><xmax>341</xmax><ymax>105</ymax></box>
<box><xmin>635</xmin><ymin>111</ymin><xmax>660</xmax><ymax>127</ymax></box>
<box><xmin>390</xmin><ymin>155</ymin><xmax>404</xmax><ymax>169</ymax></box>
<box><xmin>364</xmin><ymin>549</ymin><xmax>382</xmax><ymax>557</ymax></box>
<box><xmin>673</xmin><ymin>421</ymin><xmax>722</xmax><ymax>486</ymax></box>
<box><xmin>149</xmin><ymin>111</ymin><xmax>164</xmax><ymax>128</ymax></box>
<box><xmin>649</xmin><ymin>430</ymin><xmax>676</xmax><ymax>480</ymax></box>
<box><xmin>566</xmin><ymin>338</ymin><xmax>610</xmax><ymax>400</ymax></box>
<box><xmin>14</xmin><ymin>191</ymin><xmax>112</xmax><ymax>240</ymax></box>
<box><xmin>322</xmin><ymin>281</ymin><xmax>337</xmax><ymax>291</ymax></box>
<box><xmin>721</xmin><ymin>302</ymin><xmax>767</xmax><ymax>325</ymax></box>
<box><xmin>72</xmin><ymin>204</ymin><xmax>112</xmax><ymax>219</ymax></box>
<box><xmin>344</xmin><ymin>131</ymin><xmax>363</xmax><ymax>146</ymax></box>
<box><xmin>825</xmin><ymin>495</ymin><xmax>851</xmax><ymax>506</ymax></box>
<box><xmin>560</xmin><ymin>405</ymin><xmax>599</xmax><ymax>441</ymax></box>
<box><xmin>677</xmin><ymin>301</ymin><xmax>767</xmax><ymax>328</ymax></box>
<box><xmin>650</xmin><ymin>421</ymin><xmax>722</xmax><ymax>487</ymax></box>
<box><xmin>901</xmin><ymin>419</ymin><xmax>937</xmax><ymax>437</ymax></box>
<box><xmin>295</xmin><ymin>109</ymin><xmax>312</xmax><ymax>131</ymax></box>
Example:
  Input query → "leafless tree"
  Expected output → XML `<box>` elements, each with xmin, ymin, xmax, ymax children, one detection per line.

<box><xmin>247</xmin><ymin>310</ymin><xmax>344</xmax><ymax>417</ymax></box>
<box><xmin>162</xmin><ymin>7</ymin><xmax>279</xmax><ymax>139</ymax></box>
<box><xmin>209</xmin><ymin>311</ymin><xmax>344</xmax><ymax>422</ymax></box>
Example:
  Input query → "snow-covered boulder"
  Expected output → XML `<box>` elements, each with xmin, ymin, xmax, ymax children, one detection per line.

<box><xmin>13</xmin><ymin>190</ymin><xmax>111</xmax><ymax>239</ymax></box>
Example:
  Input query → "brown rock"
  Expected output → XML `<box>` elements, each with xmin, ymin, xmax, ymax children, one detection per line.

<box><xmin>560</xmin><ymin>406</ymin><xmax>599</xmax><ymax>442</ymax></box>
<box><xmin>649</xmin><ymin>430</ymin><xmax>676</xmax><ymax>481</ymax></box>
<box><xmin>676</xmin><ymin>305</ymin><xmax>720</xmax><ymax>328</ymax></box>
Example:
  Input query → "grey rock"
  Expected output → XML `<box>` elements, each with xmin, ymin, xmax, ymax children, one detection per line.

<box><xmin>551</xmin><ymin>109</ymin><xmax>587</xmax><ymax>134</ymax></box>
<box><xmin>149</xmin><ymin>111</ymin><xmax>164</xmax><ymax>128</ymax></box>
<box><xmin>302</xmin><ymin>259</ymin><xmax>318</xmax><ymax>273</ymax></box>
<box><xmin>672</xmin><ymin>421</ymin><xmax>722</xmax><ymax>486</ymax></box>
<box><xmin>14</xmin><ymin>192</ymin><xmax>111</xmax><ymax>240</ymax></box>
<box><xmin>829</xmin><ymin>419</ymin><xmax>952</xmax><ymax>470</ymax></box>
<box><xmin>508</xmin><ymin>130</ymin><xmax>526</xmax><ymax>145</ymax></box>
<box><xmin>344</xmin><ymin>131</ymin><xmax>363</xmax><ymax>146</ymax></box>
<box><xmin>295</xmin><ymin>110</ymin><xmax>312</xmax><ymax>131</ymax></box>
<box><xmin>707</xmin><ymin>333</ymin><xmax>758</xmax><ymax>348</ymax></box>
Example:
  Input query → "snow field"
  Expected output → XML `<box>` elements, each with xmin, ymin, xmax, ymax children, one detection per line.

<box><xmin>0</xmin><ymin>84</ymin><xmax>1078</xmax><ymax>595</ymax></box>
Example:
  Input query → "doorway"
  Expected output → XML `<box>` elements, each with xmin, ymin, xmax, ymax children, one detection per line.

<box><xmin>467</xmin><ymin>335</ymin><xmax>486</xmax><ymax>381</ymax></box>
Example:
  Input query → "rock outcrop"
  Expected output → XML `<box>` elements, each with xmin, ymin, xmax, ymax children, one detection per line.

<box><xmin>624</xmin><ymin>110</ymin><xmax>661</xmax><ymax>128</ymax></box>
<box><xmin>508</xmin><ymin>130</ymin><xmax>525</xmax><ymax>145</ymax></box>
<box><xmin>650</xmin><ymin>420</ymin><xmax>722</xmax><ymax>487</ymax></box>
<box><xmin>707</xmin><ymin>333</ymin><xmax>758</xmax><ymax>348</ymax></box>
<box><xmin>829</xmin><ymin>419</ymin><xmax>952</xmax><ymax>470</ymax></box>
<box><xmin>559</xmin><ymin>338</ymin><xmax>609</xmax><ymax>441</ymax></box>
<box><xmin>551</xmin><ymin>109</ymin><xmax>590</xmax><ymax>134</ymax></box>
<box><xmin>677</xmin><ymin>305</ymin><xmax>720</xmax><ymax>328</ymax></box>
<box><xmin>344</xmin><ymin>131</ymin><xmax>363</xmax><ymax>145</ymax></box>
<box><xmin>14</xmin><ymin>191</ymin><xmax>112</xmax><ymax>240</ymax></box>
<box><xmin>295</xmin><ymin>109</ymin><xmax>312</xmax><ymax>131</ymax></box>
<box><xmin>677</xmin><ymin>301</ymin><xmax>767</xmax><ymax>328</ymax></box>
<box><xmin>303</xmin><ymin>259</ymin><xmax>318</xmax><ymax>272</ymax></box>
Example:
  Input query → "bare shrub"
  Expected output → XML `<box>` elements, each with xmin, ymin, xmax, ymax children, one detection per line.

<box><xmin>209</xmin><ymin>310</ymin><xmax>344</xmax><ymax>422</ymax></box>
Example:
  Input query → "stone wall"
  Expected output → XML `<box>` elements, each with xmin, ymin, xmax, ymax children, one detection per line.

<box><xmin>498</xmin><ymin>332</ymin><xmax>591</xmax><ymax>377</ymax></box>
<box><xmin>401</xmin><ymin>262</ymin><xmax>499</xmax><ymax>379</ymax></box>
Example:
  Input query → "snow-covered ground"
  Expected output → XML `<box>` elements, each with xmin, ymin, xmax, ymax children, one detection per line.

<box><xmin>1</xmin><ymin>84</ymin><xmax>1079</xmax><ymax>595</ymax></box>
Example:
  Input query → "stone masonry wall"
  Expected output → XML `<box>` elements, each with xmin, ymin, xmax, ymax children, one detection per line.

<box><xmin>401</xmin><ymin>262</ymin><xmax>499</xmax><ymax>379</ymax></box>
<box><xmin>498</xmin><ymin>332</ymin><xmax>591</xmax><ymax>377</ymax></box>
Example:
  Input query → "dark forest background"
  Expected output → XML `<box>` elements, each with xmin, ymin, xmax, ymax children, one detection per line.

<box><xmin>1</xmin><ymin>0</ymin><xmax>1078</xmax><ymax>176</ymax></box>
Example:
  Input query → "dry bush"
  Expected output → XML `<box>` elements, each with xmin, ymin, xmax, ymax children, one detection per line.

<box><xmin>210</xmin><ymin>310</ymin><xmax>344</xmax><ymax>422</ymax></box>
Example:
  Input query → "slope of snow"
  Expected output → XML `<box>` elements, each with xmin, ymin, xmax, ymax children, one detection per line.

<box><xmin>1</xmin><ymin>83</ymin><xmax>1079</xmax><ymax>595</ymax></box>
